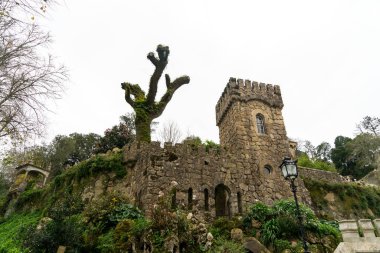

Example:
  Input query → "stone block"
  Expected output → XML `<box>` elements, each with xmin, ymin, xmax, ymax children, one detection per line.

<box><xmin>358</xmin><ymin>219</ymin><xmax>376</xmax><ymax>238</ymax></box>
<box><xmin>56</xmin><ymin>246</ymin><xmax>66</xmax><ymax>253</ymax></box>
<box><xmin>339</xmin><ymin>220</ymin><xmax>359</xmax><ymax>241</ymax></box>
<box><xmin>231</xmin><ymin>228</ymin><xmax>243</xmax><ymax>242</ymax></box>
<box><xmin>374</xmin><ymin>219</ymin><xmax>380</xmax><ymax>235</ymax></box>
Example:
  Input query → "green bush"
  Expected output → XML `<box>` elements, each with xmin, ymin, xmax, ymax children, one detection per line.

<box><xmin>96</xmin><ymin>229</ymin><xmax>116</xmax><ymax>253</ymax></box>
<box><xmin>274</xmin><ymin>239</ymin><xmax>292</xmax><ymax>253</ymax></box>
<box><xmin>298</xmin><ymin>154</ymin><xmax>336</xmax><ymax>172</ymax></box>
<box><xmin>210</xmin><ymin>236</ymin><xmax>246</xmax><ymax>253</ymax></box>
<box><xmin>243</xmin><ymin>202</ymin><xmax>271</xmax><ymax>224</ymax></box>
<box><xmin>0</xmin><ymin>212</ymin><xmax>41</xmax><ymax>253</ymax></box>
<box><xmin>24</xmin><ymin>214</ymin><xmax>85</xmax><ymax>253</ymax></box>
<box><xmin>15</xmin><ymin>188</ymin><xmax>45</xmax><ymax>210</ymax></box>
<box><xmin>52</xmin><ymin>150</ymin><xmax>125</xmax><ymax>189</ymax></box>
<box><xmin>210</xmin><ymin>216</ymin><xmax>243</xmax><ymax>238</ymax></box>
<box><xmin>108</xmin><ymin>203</ymin><xmax>143</xmax><ymax>223</ymax></box>
<box><xmin>243</xmin><ymin>200</ymin><xmax>341</xmax><ymax>252</ymax></box>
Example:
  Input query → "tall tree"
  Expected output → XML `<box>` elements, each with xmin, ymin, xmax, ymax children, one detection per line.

<box><xmin>0</xmin><ymin>0</ymin><xmax>67</xmax><ymax>142</ymax></box>
<box><xmin>331</xmin><ymin>135</ymin><xmax>352</xmax><ymax>172</ymax></box>
<box><xmin>315</xmin><ymin>142</ymin><xmax>332</xmax><ymax>162</ymax></box>
<box><xmin>357</xmin><ymin>116</ymin><xmax>380</xmax><ymax>136</ymax></box>
<box><xmin>121</xmin><ymin>45</ymin><xmax>190</xmax><ymax>142</ymax></box>
<box><xmin>95</xmin><ymin>114</ymin><xmax>135</xmax><ymax>153</ymax></box>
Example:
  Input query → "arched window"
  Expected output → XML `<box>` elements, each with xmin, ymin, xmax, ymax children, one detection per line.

<box><xmin>256</xmin><ymin>114</ymin><xmax>266</xmax><ymax>134</ymax></box>
<box><xmin>188</xmin><ymin>188</ymin><xmax>193</xmax><ymax>210</ymax></box>
<box><xmin>204</xmin><ymin>189</ymin><xmax>209</xmax><ymax>211</ymax></box>
<box><xmin>237</xmin><ymin>192</ymin><xmax>243</xmax><ymax>214</ymax></box>
<box><xmin>264</xmin><ymin>165</ymin><xmax>272</xmax><ymax>175</ymax></box>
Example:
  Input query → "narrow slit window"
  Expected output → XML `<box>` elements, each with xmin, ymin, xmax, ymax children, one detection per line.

<box><xmin>237</xmin><ymin>192</ymin><xmax>243</xmax><ymax>214</ymax></box>
<box><xmin>256</xmin><ymin>114</ymin><xmax>266</xmax><ymax>134</ymax></box>
<box><xmin>171</xmin><ymin>189</ymin><xmax>177</xmax><ymax>209</ymax></box>
<box><xmin>204</xmin><ymin>188</ymin><xmax>209</xmax><ymax>211</ymax></box>
<box><xmin>188</xmin><ymin>188</ymin><xmax>193</xmax><ymax>210</ymax></box>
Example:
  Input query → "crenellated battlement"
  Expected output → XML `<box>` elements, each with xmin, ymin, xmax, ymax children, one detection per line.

<box><xmin>124</xmin><ymin>141</ymin><xmax>225</xmax><ymax>165</ymax></box>
<box><xmin>215</xmin><ymin>77</ymin><xmax>283</xmax><ymax>126</ymax></box>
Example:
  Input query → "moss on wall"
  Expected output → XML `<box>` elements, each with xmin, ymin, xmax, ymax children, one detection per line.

<box><xmin>304</xmin><ymin>178</ymin><xmax>380</xmax><ymax>220</ymax></box>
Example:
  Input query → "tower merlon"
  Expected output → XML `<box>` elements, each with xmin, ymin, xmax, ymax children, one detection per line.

<box><xmin>215</xmin><ymin>77</ymin><xmax>283</xmax><ymax>126</ymax></box>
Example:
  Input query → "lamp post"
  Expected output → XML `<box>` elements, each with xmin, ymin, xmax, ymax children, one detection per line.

<box><xmin>279</xmin><ymin>157</ymin><xmax>310</xmax><ymax>253</ymax></box>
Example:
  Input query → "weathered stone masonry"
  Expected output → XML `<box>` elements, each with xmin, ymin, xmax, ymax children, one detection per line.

<box><xmin>124</xmin><ymin>77</ymin><xmax>311</xmax><ymax>218</ymax></box>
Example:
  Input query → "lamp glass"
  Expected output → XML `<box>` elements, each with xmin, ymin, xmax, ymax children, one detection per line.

<box><xmin>287</xmin><ymin>163</ymin><xmax>298</xmax><ymax>178</ymax></box>
<box><xmin>281</xmin><ymin>164</ymin><xmax>288</xmax><ymax>178</ymax></box>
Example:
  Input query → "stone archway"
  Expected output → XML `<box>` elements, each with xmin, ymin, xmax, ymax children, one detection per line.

<box><xmin>215</xmin><ymin>184</ymin><xmax>231</xmax><ymax>217</ymax></box>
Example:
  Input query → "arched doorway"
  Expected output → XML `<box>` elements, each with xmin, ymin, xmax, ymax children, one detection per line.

<box><xmin>215</xmin><ymin>184</ymin><xmax>231</xmax><ymax>217</ymax></box>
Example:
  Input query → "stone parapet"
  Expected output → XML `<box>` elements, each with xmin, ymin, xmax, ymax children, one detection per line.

<box><xmin>339</xmin><ymin>220</ymin><xmax>360</xmax><ymax>242</ymax></box>
<box><xmin>359</xmin><ymin>219</ymin><xmax>377</xmax><ymax>238</ymax></box>
<box><xmin>335</xmin><ymin>219</ymin><xmax>380</xmax><ymax>253</ymax></box>
<box><xmin>299</xmin><ymin>166</ymin><xmax>351</xmax><ymax>183</ymax></box>
<box><xmin>374</xmin><ymin>219</ymin><xmax>380</xmax><ymax>234</ymax></box>
<box><xmin>215</xmin><ymin>77</ymin><xmax>283</xmax><ymax>126</ymax></box>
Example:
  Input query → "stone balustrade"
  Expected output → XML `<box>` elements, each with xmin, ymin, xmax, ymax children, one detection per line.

<box><xmin>335</xmin><ymin>218</ymin><xmax>380</xmax><ymax>253</ymax></box>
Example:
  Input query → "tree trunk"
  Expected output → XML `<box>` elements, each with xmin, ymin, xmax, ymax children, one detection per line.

<box><xmin>135</xmin><ymin>114</ymin><xmax>152</xmax><ymax>143</ymax></box>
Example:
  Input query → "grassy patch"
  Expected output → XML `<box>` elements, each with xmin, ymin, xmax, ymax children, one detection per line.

<box><xmin>0</xmin><ymin>212</ymin><xmax>41</xmax><ymax>252</ymax></box>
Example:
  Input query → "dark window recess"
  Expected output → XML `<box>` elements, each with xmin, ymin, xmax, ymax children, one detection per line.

<box><xmin>237</xmin><ymin>192</ymin><xmax>243</xmax><ymax>214</ymax></box>
<box><xmin>204</xmin><ymin>188</ymin><xmax>209</xmax><ymax>211</ymax></box>
<box><xmin>188</xmin><ymin>188</ymin><xmax>193</xmax><ymax>210</ymax></box>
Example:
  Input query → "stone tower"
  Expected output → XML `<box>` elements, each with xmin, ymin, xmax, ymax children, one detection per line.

<box><xmin>216</xmin><ymin>77</ymin><xmax>291</xmax><ymax>174</ymax></box>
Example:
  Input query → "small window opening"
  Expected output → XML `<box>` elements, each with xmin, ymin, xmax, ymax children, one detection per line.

<box><xmin>256</xmin><ymin>114</ymin><xmax>266</xmax><ymax>134</ymax></box>
<box><xmin>237</xmin><ymin>192</ymin><xmax>243</xmax><ymax>214</ymax></box>
<box><xmin>188</xmin><ymin>188</ymin><xmax>193</xmax><ymax>210</ymax></box>
<box><xmin>171</xmin><ymin>189</ymin><xmax>177</xmax><ymax>209</ymax></box>
<box><xmin>264</xmin><ymin>165</ymin><xmax>272</xmax><ymax>175</ymax></box>
<box><xmin>204</xmin><ymin>188</ymin><xmax>209</xmax><ymax>211</ymax></box>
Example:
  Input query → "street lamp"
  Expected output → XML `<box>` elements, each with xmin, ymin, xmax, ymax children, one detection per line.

<box><xmin>279</xmin><ymin>157</ymin><xmax>310</xmax><ymax>253</ymax></box>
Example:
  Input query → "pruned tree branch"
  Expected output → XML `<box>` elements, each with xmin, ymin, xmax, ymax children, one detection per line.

<box><xmin>146</xmin><ymin>45</ymin><xmax>169</xmax><ymax>105</ymax></box>
<box><xmin>154</xmin><ymin>75</ymin><xmax>190</xmax><ymax>118</ymax></box>
<box><xmin>121</xmin><ymin>45</ymin><xmax>189</xmax><ymax>142</ymax></box>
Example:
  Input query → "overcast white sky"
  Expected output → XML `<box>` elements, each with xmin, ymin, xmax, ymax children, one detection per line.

<box><xmin>39</xmin><ymin>0</ymin><xmax>380</xmax><ymax>147</ymax></box>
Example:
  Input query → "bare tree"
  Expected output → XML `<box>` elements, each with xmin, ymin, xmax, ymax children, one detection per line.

<box><xmin>0</xmin><ymin>0</ymin><xmax>67</xmax><ymax>141</ymax></box>
<box><xmin>121</xmin><ymin>45</ymin><xmax>190</xmax><ymax>142</ymax></box>
<box><xmin>158</xmin><ymin>121</ymin><xmax>182</xmax><ymax>144</ymax></box>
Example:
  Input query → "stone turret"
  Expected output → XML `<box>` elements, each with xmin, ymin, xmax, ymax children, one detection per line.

<box><xmin>216</xmin><ymin>77</ymin><xmax>291</xmax><ymax>175</ymax></box>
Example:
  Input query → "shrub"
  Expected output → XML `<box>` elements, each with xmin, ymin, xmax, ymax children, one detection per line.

<box><xmin>0</xmin><ymin>212</ymin><xmax>41</xmax><ymax>252</ymax></box>
<box><xmin>14</xmin><ymin>188</ymin><xmax>45</xmax><ymax>210</ymax></box>
<box><xmin>24</xmin><ymin>214</ymin><xmax>85</xmax><ymax>252</ymax></box>
<box><xmin>96</xmin><ymin>229</ymin><xmax>116</xmax><ymax>253</ymax></box>
<box><xmin>210</xmin><ymin>216</ymin><xmax>243</xmax><ymax>238</ymax></box>
<box><xmin>244</xmin><ymin>202</ymin><xmax>271</xmax><ymax>225</ymax></box>
<box><xmin>243</xmin><ymin>200</ymin><xmax>341</xmax><ymax>251</ymax></box>
<box><xmin>210</xmin><ymin>236</ymin><xmax>246</xmax><ymax>253</ymax></box>
<box><xmin>108</xmin><ymin>203</ymin><xmax>143</xmax><ymax>223</ymax></box>
<box><xmin>298</xmin><ymin>154</ymin><xmax>336</xmax><ymax>172</ymax></box>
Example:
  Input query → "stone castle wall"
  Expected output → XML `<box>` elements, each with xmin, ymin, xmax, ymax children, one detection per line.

<box><xmin>124</xmin><ymin>142</ymin><xmax>311</xmax><ymax>218</ymax></box>
<box><xmin>122</xmin><ymin>77</ymin><xmax>323</xmax><ymax>218</ymax></box>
